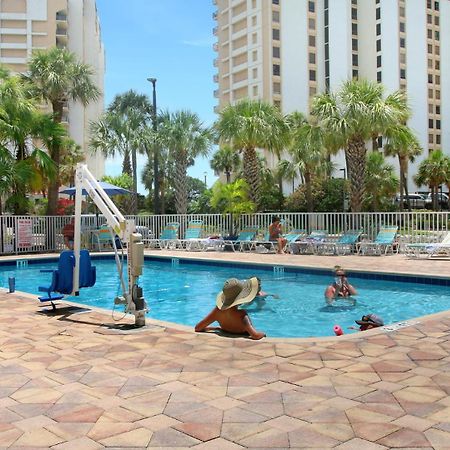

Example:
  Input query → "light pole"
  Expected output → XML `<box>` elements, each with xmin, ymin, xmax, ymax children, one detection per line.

<box><xmin>340</xmin><ymin>168</ymin><xmax>346</xmax><ymax>212</ymax></box>
<box><xmin>147</xmin><ymin>77</ymin><xmax>159</xmax><ymax>215</ymax></box>
<box><xmin>203</xmin><ymin>171</ymin><xmax>207</xmax><ymax>189</ymax></box>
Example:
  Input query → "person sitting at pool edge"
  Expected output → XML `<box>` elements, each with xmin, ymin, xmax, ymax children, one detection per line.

<box><xmin>62</xmin><ymin>218</ymin><xmax>75</xmax><ymax>250</ymax></box>
<box><xmin>325</xmin><ymin>266</ymin><xmax>357</xmax><ymax>304</ymax></box>
<box><xmin>349</xmin><ymin>314</ymin><xmax>384</xmax><ymax>331</ymax></box>
<box><xmin>195</xmin><ymin>277</ymin><xmax>266</xmax><ymax>340</ymax></box>
<box><xmin>269</xmin><ymin>215</ymin><xmax>287</xmax><ymax>254</ymax></box>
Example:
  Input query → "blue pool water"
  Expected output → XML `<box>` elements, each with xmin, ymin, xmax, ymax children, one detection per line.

<box><xmin>2</xmin><ymin>258</ymin><xmax>450</xmax><ymax>338</ymax></box>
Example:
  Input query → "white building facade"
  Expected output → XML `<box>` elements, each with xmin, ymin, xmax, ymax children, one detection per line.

<box><xmin>0</xmin><ymin>0</ymin><xmax>105</xmax><ymax>177</ymax></box>
<box><xmin>213</xmin><ymin>0</ymin><xmax>449</xmax><ymax>192</ymax></box>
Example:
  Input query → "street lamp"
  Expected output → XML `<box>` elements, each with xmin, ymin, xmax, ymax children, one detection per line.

<box><xmin>203</xmin><ymin>171</ymin><xmax>207</xmax><ymax>189</ymax></box>
<box><xmin>147</xmin><ymin>77</ymin><xmax>159</xmax><ymax>214</ymax></box>
<box><xmin>340</xmin><ymin>168</ymin><xmax>346</xmax><ymax>212</ymax></box>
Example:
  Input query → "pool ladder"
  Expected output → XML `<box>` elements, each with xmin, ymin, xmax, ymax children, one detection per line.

<box><xmin>273</xmin><ymin>265</ymin><xmax>285</xmax><ymax>279</ymax></box>
<box><xmin>16</xmin><ymin>259</ymin><xmax>28</xmax><ymax>269</ymax></box>
<box><xmin>171</xmin><ymin>258</ymin><xmax>180</xmax><ymax>268</ymax></box>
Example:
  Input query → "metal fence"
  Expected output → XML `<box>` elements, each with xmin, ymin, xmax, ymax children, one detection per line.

<box><xmin>0</xmin><ymin>211</ymin><xmax>448</xmax><ymax>256</ymax></box>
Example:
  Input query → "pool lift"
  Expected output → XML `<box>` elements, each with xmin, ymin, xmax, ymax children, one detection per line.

<box><xmin>72</xmin><ymin>163</ymin><xmax>147</xmax><ymax>327</ymax></box>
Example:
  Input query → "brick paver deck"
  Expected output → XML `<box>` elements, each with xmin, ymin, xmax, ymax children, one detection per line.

<box><xmin>0</xmin><ymin>251</ymin><xmax>450</xmax><ymax>449</ymax></box>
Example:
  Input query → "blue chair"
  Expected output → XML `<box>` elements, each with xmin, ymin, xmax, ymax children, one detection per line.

<box><xmin>38</xmin><ymin>250</ymin><xmax>96</xmax><ymax>310</ymax></box>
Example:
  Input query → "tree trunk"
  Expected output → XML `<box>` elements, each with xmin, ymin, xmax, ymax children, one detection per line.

<box><xmin>243</xmin><ymin>146</ymin><xmax>261</xmax><ymax>208</ymax></box>
<box><xmin>131</xmin><ymin>146</ymin><xmax>138</xmax><ymax>215</ymax></box>
<box><xmin>160</xmin><ymin>171</ymin><xmax>166</xmax><ymax>214</ymax></box>
<box><xmin>46</xmin><ymin>102</ymin><xmax>64</xmax><ymax>216</ymax></box>
<box><xmin>433</xmin><ymin>185</ymin><xmax>438</xmax><ymax>211</ymax></box>
<box><xmin>398</xmin><ymin>156</ymin><xmax>404</xmax><ymax>211</ymax></box>
<box><xmin>345</xmin><ymin>137</ymin><xmax>367</xmax><ymax>212</ymax></box>
<box><xmin>122</xmin><ymin>150</ymin><xmax>132</xmax><ymax>176</ymax></box>
<box><xmin>174</xmin><ymin>152</ymin><xmax>188</xmax><ymax>214</ymax></box>
<box><xmin>225</xmin><ymin>170</ymin><xmax>231</xmax><ymax>184</ymax></box>
<box><xmin>305</xmin><ymin>171</ymin><xmax>313</xmax><ymax>212</ymax></box>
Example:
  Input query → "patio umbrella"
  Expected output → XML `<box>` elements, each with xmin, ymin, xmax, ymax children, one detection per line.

<box><xmin>59</xmin><ymin>181</ymin><xmax>132</xmax><ymax>196</ymax></box>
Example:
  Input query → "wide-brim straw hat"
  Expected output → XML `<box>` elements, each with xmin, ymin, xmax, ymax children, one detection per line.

<box><xmin>216</xmin><ymin>277</ymin><xmax>259</xmax><ymax>310</ymax></box>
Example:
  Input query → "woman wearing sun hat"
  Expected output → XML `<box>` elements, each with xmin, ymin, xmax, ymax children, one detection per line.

<box><xmin>325</xmin><ymin>266</ymin><xmax>357</xmax><ymax>304</ymax></box>
<box><xmin>194</xmin><ymin>277</ymin><xmax>266</xmax><ymax>340</ymax></box>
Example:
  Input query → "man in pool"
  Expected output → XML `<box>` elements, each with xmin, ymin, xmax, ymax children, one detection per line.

<box><xmin>325</xmin><ymin>266</ymin><xmax>357</xmax><ymax>305</ymax></box>
<box><xmin>194</xmin><ymin>277</ymin><xmax>266</xmax><ymax>340</ymax></box>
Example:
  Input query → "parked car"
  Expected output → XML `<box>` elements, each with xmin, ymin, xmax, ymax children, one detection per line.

<box><xmin>425</xmin><ymin>192</ymin><xmax>449</xmax><ymax>209</ymax></box>
<box><xmin>394</xmin><ymin>193</ymin><xmax>426</xmax><ymax>209</ymax></box>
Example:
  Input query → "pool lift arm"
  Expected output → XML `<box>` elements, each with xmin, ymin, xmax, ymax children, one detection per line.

<box><xmin>72</xmin><ymin>163</ymin><xmax>147</xmax><ymax>327</ymax></box>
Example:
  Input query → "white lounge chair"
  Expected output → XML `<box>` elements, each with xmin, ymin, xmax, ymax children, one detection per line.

<box><xmin>404</xmin><ymin>232</ymin><xmax>450</xmax><ymax>258</ymax></box>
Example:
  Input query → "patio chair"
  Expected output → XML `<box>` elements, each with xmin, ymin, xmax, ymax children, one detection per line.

<box><xmin>179</xmin><ymin>220</ymin><xmax>206</xmax><ymax>251</ymax></box>
<box><xmin>144</xmin><ymin>222</ymin><xmax>180</xmax><ymax>249</ymax></box>
<box><xmin>404</xmin><ymin>231</ymin><xmax>450</xmax><ymax>258</ymax></box>
<box><xmin>252</xmin><ymin>229</ymin><xmax>307</xmax><ymax>254</ymax></box>
<box><xmin>222</xmin><ymin>227</ymin><xmax>259</xmax><ymax>252</ymax></box>
<box><xmin>356</xmin><ymin>225</ymin><xmax>398</xmax><ymax>256</ymax></box>
<box><xmin>315</xmin><ymin>229</ymin><xmax>363</xmax><ymax>256</ymax></box>
<box><xmin>290</xmin><ymin>230</ymin><xmax>328</xmax><ymax>255</ymax></box>
<box><xmin>91</xmin><ymin>225</ymin><xmax>114</xmax><ymax>251</ymax></box>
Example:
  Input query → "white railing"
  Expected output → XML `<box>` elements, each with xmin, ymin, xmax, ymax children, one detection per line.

<box><xmin>0</xmin><ymin>212</ymin><xmax>448</xmax><ymax>255</ymax></box>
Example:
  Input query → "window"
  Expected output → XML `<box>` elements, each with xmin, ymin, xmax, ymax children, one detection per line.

<box><xmin>325</xmin><ymin>26</ymin><xmax>329</xmax><ymax>41</ymax></box>
<box><xmin>400</xmin><ymin>38</ymin><xmax>405</xmax><ymax>48</ymax></box>
<box><xmin>273</xmin><ymin>82</ymin><xmax>280</xmax><ymax>94</ymax></box>
<box><xmin>435</xmin><ymin>16</ymin><xmax>439</xmax><ymax>26</ymax></box>
<box><xmin>400</xmin><ymin>53</ymin><xmax>406</xmax><ymax>64</ymax></box>
<box><xmin>253</xmin><ymin>68</ymin><xmax>257</xmax><ymax>78</ymax></box>
<box><xmin>272</xmin><ymin>29</ymin><xmax>280</xmax><ymax>40</ymax></box>
<box><xmin>352</xmin><ymin>0</ymin><xmax>357</xmax><ymax>4</ymax></box>
<box><xmin>309</xmin><ymin>86</ymin><xmax>316</xmax><ymax>97</ymax></box>
<box><xmin>428</xmin><ymin>44</ymin><xmax>433</xmax><ymax>53</ymax></box>
<box><xmin>436</xmin><ymin>120</ymin><xmax>441</xmax><ymax>129</ymax></box>
<box><xmin>427</xmin><ymin>14</ymin><xmax>432</xmax><ymax>24</ymax></box>
<box><xmin>274</xmin><ymin>100</ymin><xmax>281</xmax><ymax>109</ymax></box>
<box><xmin>309</xmin><ymin>70</ymin><xmax>316</xmax><ymax>81</ymax></box>
<box><xmin>436</xmin><ymin>46</ymin><xmax>440</xmax><ymax>55</ymax></box>
<box><xmin>376</xmin><ymin>39</ymin><xmax>381</xmax><ymax>52</ymax></box>
<box><xmin>399</xmin><ymin>6</ymin><xmax>405</xmax><ymax>17</ymax></box>
<box><xmin>376</xmin><ymin>23</ymin><xmax>381</xmax><ymax>36</ymax></box>
<box><xmin>252</xmin><ymin>15</ymin><xmax>257</xmax><ymax>26</ymax></box>
<box><xmin>272</xmin><ymin>11</ymin><xmax>280</xmax><ymax>22</ymax></box>
<box><xmin>252</xmin><ymin>50</ymin><xmax>257</xmax><ymax>61</ymax></box>
<box><xmin>428</xmin><ymin>88</ymin><xmax>433</xmax><ymax>98</ymax></box>
<box><xmin>252</xmin><ymin>0</ymin><xmax>256</xmax><ymax>8</ymax></box>
<box><xmin>352</xmin><ymin>69</ymin><xmax>358</xmax><ymax>79</ymax></box>
<box><xmin>308</xmin><ymin>18</ymin><xmax>315</xmax><ymax>29</ymax></box>
<box><xmin>435</xmin><ymin>60</ymin><xmax>440</xmax><ymax>70</ymax></box>
<box><xmin>377</xmin><ymin>71</ymin><xmax>382</xmax><ymax>82</ymax></box>
<box><xmin>352</xmin><ymin>8</ymin><xmax>357</xmax><ymax>20</ymax></box>
<box><xmin>272</xmin><ymin>0</ymin><xmax>279</xmax><ymax>4</ymax></box>
<box><xmin>309</xmin><ymin>52</ymin><xmax>316</xmax><ymax>64</ymax></box>
<box><xmin>377</xmin><ymin>55</ymin><xmax>382</xmax><ymax>68</ymax></box>
<box><xmin>429</xmin><ymin>119</ymin><xmax>434</xmax><ymax>128</ymax></box>
<box><xmin>309</xmin><ymin>35</ymin><xmax>316</xmax><ymax>46</ymax></box>
<box><xmin>435</xmin><ymin>31</ymin><xmax>440</xmax><ymax>41</ymax></box>
<box><xmin>308</xmin><ymin>1</ymin><xmax>315</xmax><ymax>12</ymax></box>
<box><xmin>436</xmin><ymin>75</ymin><xmax>440</xmax><ymax>84</ymax></box>
<box><xmin>400</xmin><ymin>22</ymin><xmax>405</xmax><ymax>33</ymax></box>
<box><xmin>429</xmin><ymin>104</ymin><xmax>434</xmax><ymax>113</ymax></box>
<box><xmin>429</xmin><ymin>134</ymin><xmax>434</xmax><ymax>144</ymax></box>
<box><xmin>352</xmin><ymin>23</ymin><xmax>358</xmax><ymax>35</ymax></box>
<box><xmin>273</xmin><ymin>46</ymin><xmax>280</xmax><ymax>58</ymax></box>
<box><xmin>435</xmin><ymin>1</ymin><xmax>439</xmax><ymax>11</ymax></box>
<box><xmin>428</xmin><ymin>74</ymin><xmax>433</xmax><ymax>84</ymax></box>
<box><xmin>376</xmin><ymin>8</ymin><xmax>380</xmax><ymax>20</ymax></box>
<box><xmin>400</xmin><ymin>68</ymin><xmax>406</xmax><ymax>79</ymax></box>
<box><xmin>252</xmin><ymin>33</ymin><xmax>257</xmax><ymax>44</ymax></box>
<box><xmin>253</xmin><ymin>85</ymin><xmax>258</xmax><ymax>96</ymax></box>
<box><xmin>436</xmin><ymin>105</ymin><xmax>440</xmax><ymax>115</ymax></box>
<box><xmin>428</xmin><ymin>29</ymin><xmax>433</xmax><ymax>39</ymax></box>
<box><xmin>325</xmin><ymin>0</ymin><xmax>328</xmax><ymax>8</ymax></box>
<box><xmin>436</xmin><ymin>134</ymin><xmax>441</xmax><ymax>145</ymax></box>
<box><xmin>427</xmin><ymin>0</ymin><xmax>432</xmax><ymax>8</ymax></box>
<box><xmin>325</xmin><ymin>44</ymin><xmax>329</xmax><ymax>59</ymax></box>
<box><xmin>428</xmin><ymin>58</ymin><xmax>433</xmax><ymax>68</ymax></box>
<box><xmin>352</xmin><ymin>54</ymin><xmax>358</xmax><ymax>66</ymax></box>
<box><xmin>273</xmin><ymin>64</ymin><xmax>280</xmax><ymax>76</ymax></box>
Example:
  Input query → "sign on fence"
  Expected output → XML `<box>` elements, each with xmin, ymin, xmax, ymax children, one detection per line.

<box><xmin>17</xmin><ymin>218</ymin><xmax>33</xmax><ymax>248</ymax></box>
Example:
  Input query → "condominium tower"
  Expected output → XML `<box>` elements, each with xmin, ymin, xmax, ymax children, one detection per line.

<box><xmin>0</xmin><ymin>0</ymin><xmax>105</xmax><ymax>177</ymax></box>
<box><xmin>213</xmin><ymin>0</ymin><xmax>449</xmax><ymax>191</ymax></box>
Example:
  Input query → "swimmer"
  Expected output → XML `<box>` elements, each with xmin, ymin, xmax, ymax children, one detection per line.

<box><xmin>325</xmin><ymin>266</ymin><xmax>357</xmax><ymax>305</ymax></box>
<box><xmin>348</xmin><ymin>314</ymin><xmax>384</xmax><ymax>331</ymax></box>
<box><xmin>195</xmin><ymin>277</ymin><xmax>266</xmax><ymax>340</ymax></box>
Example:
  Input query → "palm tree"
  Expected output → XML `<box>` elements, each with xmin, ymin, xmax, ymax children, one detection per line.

<box><xmin>214</xmin><ymin>99</ymin><xmax>289</xmax><ymax>208</ymax></box>
<box><xmin>26</xmin><ymin>47</ymin><xmax>100</xmax><ymax>215</ymax></box>
<box><xmin>383</xmin><ymin>124</ymin><xmax>422</xmax><ymax>211</ymax></box>
<box><xmin>414</xmin><ymin>149</ymin><xmax>450</xmax><ymax>211</ymax></box>
<box><xmin>210</xmin><ymin>145</ymin><xmax>240</xmax><ymax>183</ymax></box>
<box><xmin>311</xmin><ymin>79</ymin><xmax>409</xmax><ymax>212</ymax></box>
<box><xmin>157</xmin><ymin>110</ymin><xmax>212</xmax><ymax>214</ymax></box>
<box><xmin>286</xmin><ymin>112</ymin><xmax>328</xmax><ymax>212</ymax></box>
<box><xmin>364</xmin><ymin>151</ymin><xmax>398</xmax><ymax>211</ymax></box>
<box><xmin>276</xmin><ymin>159</ymin><xmax>299</xmax><ymax>195</ymax></box>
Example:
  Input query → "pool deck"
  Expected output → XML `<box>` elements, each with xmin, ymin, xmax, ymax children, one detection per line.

<box><xmin>0</xmin><ymin>251</ymin><xmax>450</xmax><ymax>448</ymax></box>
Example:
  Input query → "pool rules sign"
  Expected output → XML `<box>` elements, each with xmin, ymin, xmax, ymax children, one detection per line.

<box><xmin>17</xmin><ymin>219</ymin><xmax>32</xmax><ymax>248</ymax></box>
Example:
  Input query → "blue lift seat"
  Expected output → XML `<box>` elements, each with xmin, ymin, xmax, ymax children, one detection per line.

<box><xmin>38</xmin><ymin>250</ymin><xmax>96</xmax><ymax>310</ymax></box>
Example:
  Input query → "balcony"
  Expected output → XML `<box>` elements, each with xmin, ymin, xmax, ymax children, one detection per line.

<box><xmin>56</xmin><ymin>11</ymin><xmax>67</xmax><ymax>21</ymax></box>
<box><xmin>56</xmin><ymin>27</ymin><xmax>67</xmax><ymax>36</ymax></box>
<box><xmin>213</xmin><ymin>58</ymin><xmax>219</xmax><ymax>67</ymax></box>
<box><xmin>214</xmin><ymin>89</ymin><xmax>219</xmax><ymax>97</ymax></box>
<box><xmin>212</xmin><ymin>10</ymin><xmax>218</xmax><ymax>20</ymax></box>
<box><xmin>212</xmin><ymin>0</ymin><xmax>217</xmax><ymax>4</ymax></box>
<box><xmin>213</xmin><ymin>26</ymin><xmax>218</xmax><ymax>35</ymax></box>
<box><xmin>213</xmin><ymin>42</ymin><xmax>218</xmax><ymax>51</ymax></box>
<box><xmin>213</xmin><ymin>74</ymin><xmax>219</xmax><ymax>83</ymax></box>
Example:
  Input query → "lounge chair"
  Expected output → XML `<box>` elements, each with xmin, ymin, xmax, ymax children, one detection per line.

<box><xmin>222</xmin><ymin>227</ymin><xmax>259</xmax><ymax>252</ymax></box>
<box><xmin>144</xmin><ymin>222</ymin><xmax>180</xmax><ymax>249</ymax></box>
<box><xmin>290</xmin><ymin>230</ymin><xmax>327</xmax><ymax>255</ymax></box>
<box><xmin>404</xmin><ymin>232</ymin><xmax>450</xmax><ymax>258</ymax></box>
<box><xmin>356</xmin><ymin>225</ymin><xmax>398</xmax><ymax>255</ymax></box>
<box><xmin>91</xmin><ymin>225</ymin><xmax>114</xmax><ymax>251</ymax></box>
<box><xmin>315</xmin><ymin>229</ymin><xmax>363</xmax><ymax>256</ymax></box>
<box><xmin>179</xmin><ymin>220</ymin><xmax>205</xmax><ymax>251</ymax></box>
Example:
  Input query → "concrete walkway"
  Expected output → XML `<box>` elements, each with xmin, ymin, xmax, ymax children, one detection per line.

<box><xmin>0</xmin><ymin>251</ymin><xmax>450</xmax><ymax>448</ymax></box>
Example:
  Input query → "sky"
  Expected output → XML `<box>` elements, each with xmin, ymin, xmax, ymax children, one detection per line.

<box><xmin>96</xmin><ymin>0</ymin><xmax>217</xmax><ymax>192</ymax></box>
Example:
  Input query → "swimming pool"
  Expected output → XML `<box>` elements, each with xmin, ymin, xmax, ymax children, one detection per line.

<box><xmin>2</xmin><ymin>257</ymin><xmax>450</xmax><ymax>338</ymax></box>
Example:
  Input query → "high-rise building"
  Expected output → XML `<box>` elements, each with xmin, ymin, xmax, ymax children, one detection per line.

<box><xmin>213</xmin><ymin>0</ymin><xmax>449</xmax><ymax>191</ymax></box>
<box><xmin>0</xmin><ymin>0</ymin><xmax>105</xmax><ymax>177</ymax></box>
